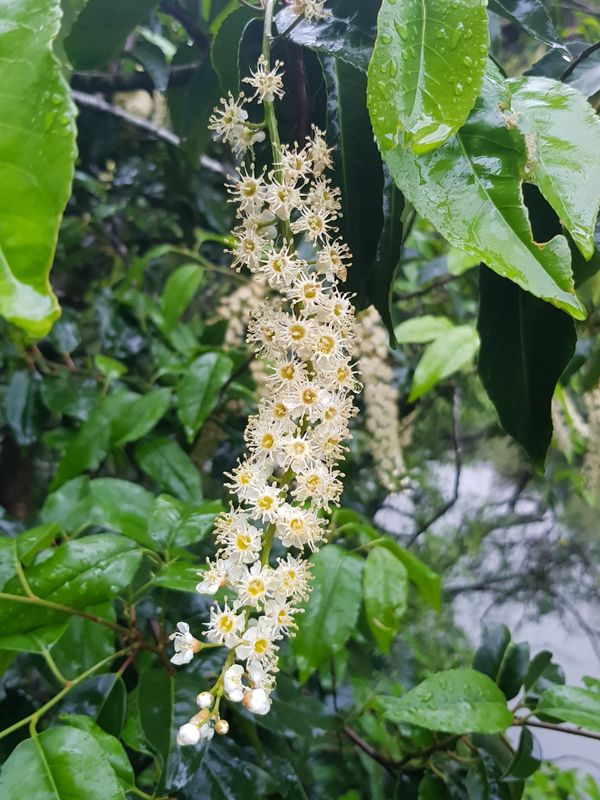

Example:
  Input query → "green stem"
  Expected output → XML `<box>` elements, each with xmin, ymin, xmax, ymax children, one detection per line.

<box><xmin>0</xmin><ymin>647</ymin><xmax>133</xmax><ymax>740</ymax></box>
<box><xmin>40</xmin><ymin>647</ymin><xmax>70</xmax><ymax>687</ymax></box>
<box><xmin>0</xmin><ymin>591</ymin><xmax>131</xmax><ymax>636</ymax></box>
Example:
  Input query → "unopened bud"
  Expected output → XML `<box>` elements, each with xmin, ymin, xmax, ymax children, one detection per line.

<box><xmin>215</xmin><ymin>719</ymin><xmax>229</xmax><ymax>735</ymax></box>
<box><xmin>177</xmin><ymin>722</ymin><xmax>200</xmax><ymax>746</ymax></box>
<box><xmin>196</xmin><ymin>691</ymin><xmax>214</xmax><ymax>709</ymax></box>
<box><xmin>190</xmin><ymin>709</ymin><xmax>210</xmax><ymax>726</ymax></box>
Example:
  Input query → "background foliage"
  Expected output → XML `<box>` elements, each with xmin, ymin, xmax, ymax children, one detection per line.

<box><xmin>1</xmin><ymin>0</ymin><xmax>600</xmax><ymax>797</ymax></box>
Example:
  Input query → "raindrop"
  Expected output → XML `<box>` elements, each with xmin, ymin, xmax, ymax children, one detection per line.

<box><xmin>466</xmin><ymin>76</ymin><xmax>473</xmax><ymax>84</ymax></box>
<box><xmin>401</xmin><ymin>50</ymin><xmax>409</xmax><ymax>61</ymax></box>
<box><xmin>454</xmin><ymin>83</ymin><xmax>464</xmax><ymax>96</ymax></box>
<box><xmin>388</xmin><ymin>59</ymin><xmax>398</xmax><ymax>77</ymax></box>
<box><xmin>479</xmin><ymin>44</ymin><xmax>488</xmax><ymax>54</ymax></box>
<box><xmin>464</xmin><ymin>55</ymin><xmax>473</xmax><ymax>67</ymax></box>
<box><xmin>394</xmin><ymin>20</ymin><xmax>409</xmax><ymax>40</ymax></box>
<box><xmin>381</xmin><ymin>33</ymin><xmax>392</xmax><ymax>44</ymax></box>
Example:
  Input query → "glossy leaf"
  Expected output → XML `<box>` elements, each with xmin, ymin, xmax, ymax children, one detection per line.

<box><xmin>368</xmin><ymin>0</ymin><xmax>489</xmax><ymax>153</ymax></box>
<box><xmin>502</xmin><ymin>728</ymin><xmax>541</xmax><ymax>780</ymax></box>
<box><xmin>384</xmin><ymin>68</ymin><xmax>586</xmax><ymax>320</ymax></box>
<box><xmin>0</xmin><ymin>534</ymin><xmax>141</xmax><ymax>637</ymax></box>
<box><xmin>5</xmin><ymin>371</ymin><xmax>43</xmax><ymax>445</ymax></box>
<box><xmin>275</xmin><ymin>4</ymin><xmax>375</xmax><ymax>73</ymax></box>
<box><xmin>363</xmin><ymin>546</ymin><xmax>408</xmax><ymax>652</ymax></box>
<box><xmin>419</xmin><ymin>775</ymin><xmax>452</xmax><ymax>799</ymax></box>
<box><xmin>378</xmin><ymin>669</ymin><xmax>513</xmax><ymax>734</ymax></box>
<box><xmin>478</xmin><ymin>269</ymin><xmax>576</xmax><ymax>468</ymax></box>
<box><xmin>537</xmin><ymin>685</ymin><xmax>600</xmax><ymax>732</ymax></box>
<box><xmin>109</xmin><ymin>388</ymin><xmax>172</xmax><ymax>447</ymax></box>
<box><xmin>510</xmin><ymin>76</ymin><xmax>600</xmax><ymax>260</ymax></box>
<box><xmin>139</xmin><ymin>669</ymin><xmax>206</xmax><ymax>791</ymax></box>
<box><xmin>59</xmin><ymin>673</ymin><xmax>127</xmax><ymax>737</ymax></box>
<box><xmin>293</xmin><ymin>544</ymin><xmax>363</xmax><ymax>682</ymax></box>
<box><xmin>59</xmin><ymin>714</ymin><xmax>134</xmax><ymax>790</ymax></box>
<box><xmin>154</xmin><ymin>561</ymin><xmax>199</xmax><ymax>592</ymax></box>
<box><xmin>0</xmin><ymin>523</ymin><xmax>58</xmax><ymax>590</ymax></box>
<box><xmin>465</xmin><ymin>754</ymin><xmax>508</xmax><ymax>800</ymax></box>
<box><xmin>488</xmin><ymin>0</ymin><xmax>564</xmax><ymax>51</ymax></box>
<box><xmin>211</xmin><ymin>5</ymin><xmax>259</xmax><ymax>93</ymax></box>
<box><xmin>135</xmin><ymin>437</ymin><xmax>203</xmax><ymax>503</ymax></box>
<box><xmin>64</xmin><ymin>0</ymin><xmax>159</xmax><ymax>69</ymax></box>
<box><xmin>523</xmin><ymin>650</ymin><xmax>553</xmax><ymax>691</ymax></box>
<box><xmin>0</xmin><ymin>726</ymin><xmax>125</xmax><ymax>799</ymax></box>
<box><xmin>321</xmin><ymin>56</ymin><xmax>384</xmax><ymax>302</ymax></box>
<box><xmin>177</xmin><ymin>352</ymin><xmax>233</xmax><ymax>442</ymax></box>
<box><xmin>51</xmin><ymin>603</ymin><xmax>116</xmax><ymax>679</ymax></box>
<box><xmin>161</xmin><ymin>265</ymin><xmax>204</xmax><ymax>334</ymax></box>
<box><xmin>41</xmin><ymin>374</ymin><xmax>99</xmax><ymax>421</ymax></box>
<box><xmin>0</xmin><ymin>0</ymin><xmax>77</xmax><ymax>338</ymax></box>
<box><xmin>41</xmin><ymin>476</ymin><xmax>92</xmax><ymax>534</ymax></box>
<box><xmin>498</xmin><ymin>642</ymin><xmax>530</xmax><ymax>700</ymax></box>
<box><xmin>87</xmin><ymin>479</ymin><xmax>155</xmax><ymax>547</ymax></box>
<box><xmin>564</xmin><ymin>48</ymin><xmax>600</xmax><ymax>100</ymax></box>
<box><xmin>473</xmin><ymin>624</ymin><xmax>511</xmax><ymax>682</ymax></box>
<box><xmin>148</xmin><ymin>494</ymin><xmax>221</xmax><ymax>551</ymax></box>
<box><xmin>52</xmin><ymin>397</ymin><xmax>117</xmax><ymax>487</ymax></box>
<box><xmin>409</xmin><ymin>325</ymin><xmax>479</xmax><ymax>401</ymax></box>
<box><xmin>368</xmin><ymin>173</ymin><xmax>405</xmax><ymax>343</ymax></box>
<box><xmin>395</xmin><ymin>316</ymin><xmax>453</xmax><ymax>344</ymax></box>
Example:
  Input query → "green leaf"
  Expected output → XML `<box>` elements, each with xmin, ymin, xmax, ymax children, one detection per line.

<box><xmin>363</xmin><ymin>547</ymin><xmax>408</xmax><ymax>653</ymax></box>
<box><xmin>121</xmin><ymin>687</ymin><xmax>152</xmax><ymax>755</ymax></box>
<box><xmin>275</xmin><ymin>3</ymin><xmax>375</xmax><ymax>73</ymax></box>
<box><xmin>419</xmin><ymin>775</ymin><xmax>451</xmax><ymax>799</ymax></box>
<box><xmin>488</xmin><ymin>0</ymin><xmax>564</xmax><ymax>51</ymax></box>
<box><xmin>537</xmin><ymin>685</ymin><xmax>600</xmax><ymax>732</ymax></box>
<box><xmin>498</xmin><ymin>642</ymin><xmax>530</xmax><ymax>701</ymax></box>
<box><xmin>292</xmin><ymin>544</ymin><xmax>363</xmax><ymax>682</ymax></box>
<box><xmin>465</xmin><ymin>754</ymin><xmax>508</xmax><ymax>800</ymax></box>
<box><xmin>473</xmin><ymin>624</ymin><xmax>511</xmax><ymax>682</ymax></box>
<box><xmin>0</xmin><ymin>726</ymin><xmax>126</xmax><ymax>799</ymax></box>
<box><xmin>60</xmin><ymin>673</ymin><xmax>127</xmax><ymax>736</ymax></box>
<box><xmin>168</xmin><ymin>46</ymin><xmax>221</xmax><ymax>162</ymax></box>
<box><xmin>64</xmin><ymin>0</ymin><xmax>159</xmax><ymax>69</ymax></box>
<box><xmin>5</xmin><ymin>371</ymin><xmax>42</xmax><ymax>445</ymax></box>
<box><xmin>502</xmin><ymin>728</ymin><xmax>541</xmax><ymax>780</ymax></box>
<box><xmin>523</xmin><ymin>650</ymin><xmax>553</xmax><ymax>691</ymax></box>
<box><xmin>52</xmin><ymin>401</ymin><xmax>114</xmax><ymax>487</ymax></box>
<box><xmin>565</xmin><ymin>48</ymin><xmax>600</xmax><ymax>101</ymax></box>
<box><xmin>139</xmin><ymin>669</ymin><xmax>206</xmax><ymax>792</ymax></box>
<box><xmin>0</xmin><ymin>0</ymin><xmax>77</xmax><ymax>338</ymax></box>
<box><xmin>478</xmin><ymin>269</ymin><xmax>577</xmax><ymax>468</ymax></box>
<box><xmin>109</xmin><ymin>388</ymin><xmax>171</xmax><ymax>446</ymax></box>
<box><xmin>177</xmin><ymin>352</ymin><xmax>233</xmax><ymax>443</ymax></box>
<box><xmin>368</xmin><ymin>173</ymin><xmax>405</xmax><ymax>343</ymax></box>
<box><xmin>51</xmin><ymin>603</ymin><xmax>116</xmax><ymax>680</ymax></box>
<box><xmin>321</xmin><ymin>56</ymin><xmax>384</xmax><ymax>303</ymax></box>
<box><xmin>94</xmin><ymin>355</ymin><xmax>127</xmax><ymax>380</ymax></box>
<box><xmin>131</xmin><ymin>38</ymin><xmax>169</xmax><ymax>91</ymax></box>
<box><xmin>41</xmin><ymin>476</ymin><xmax>91</xmax><ymax>534</ymax></box>
<box><xmin>161</xmin><ymin>265</ymin><xmax>204</xmax><ymax>334</ymax></box>
<box><xmin>135</xmin><ymin>436</ymin><xmax>203</xmax><ymax>502</ymax></box>
<box><xmin>0</xmin><ymin>534</ymin><xmax>141</xmax><ymax>638</ymax></box>
<box><xmin>395</xmin><ymin>315</ymin><xmax>454</xmax><ymax>344</ymax></box>
<box><xmin>378</xmin><ymin>669</ymin><xmax>513</xmax><ymax>734</ymax></box>
<box><xmin>409</xmin><ymin>325</ymin><xmax>479</xmax><ymax>401</ymax></box>
<box><xmin>148</xmin><ymin>495</ymin><xmax>222</xmax><ymax>552</ymax></box>
<box><xmin>0</xmin><ymin>523</ymin><xmax>58</xmax><ymax>591</ymax></box>
<box><xmin>368</xmin><ymin>0</ymin><xmax>489</xmax><ymax>153</ymax></box>
<box><xmin>509</xmin><ymin>76</ymin><xmax>600</xmax><ymax>260</ymax></box>
<box><xmin>384</xmin><ymin>67</ymin><xmax>586</xmax><ymax>320</ymax></box>
<box><xmin>211</xmin><ymin>5</ymin><xmax>258</xmax><ymax>93</ymax></box>
<box><xmin>41</xmin><ymin>374</ymin><xmax>99</xmax><ymax>421</ymax></box>
<box><xmin>59</xmin><ymin>714</ymin><xmax>134</xmax><ymax>790</ymax></box>
<box><xmin>154</xmin><ymin>561</ymin><xmax>199</xmax><ymax>592</ymax></box>
<box><xmin>87</xmin><ymin>479</ymin><xmax>155</xmax><ymax>547</ymax></box>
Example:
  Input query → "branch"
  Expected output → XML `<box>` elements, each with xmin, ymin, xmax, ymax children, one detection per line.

<box><xmin>71</xmin><ymin>91</ymin><xmax>224</xmax><ymax>174</ymax></box>
<box><xmin>71</xmin><ymin>63</ymin><xmax>200</xmax><ymax>94</ymax></box>
<box><xmin>407</xmin><ymin>386</ymin><xmax>462</xmax><ymax>547</ymax></box>
<box><xmin>516</xmin><ymin>718</ymin><xmax>600</xmax><ymax>743</ymax></box>
<box><xmin>394</xmin><ymin>273</ymin><xmax>462</xmax><ymax>302</ymax></box>
<box><xmin>159</xmin><ymin>0</ymin><xmax>208</xmax><ymax>51</ymax></box>
<box><xmin>343</xmin><ymin>727</ymin><xmax>397</xmax><ymax>775</ymax></box>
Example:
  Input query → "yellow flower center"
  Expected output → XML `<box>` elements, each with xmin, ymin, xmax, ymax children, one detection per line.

<box><xmin>257</xmin><ymin>495</ymin><xmax>274</xmax><ymax>511</ymax></box>
<box><xmin>290</xmin><ymin>323</ymin><xmax>306</xmax><ymax>341</ymax></box>
<box><xmin>302</xmin><ymin>388</ymin><xmax>317</xmax><ymax>405</ymax></box>
<box><xmin>248</xmin><ymin>578</ymin><xmax>265</xmax><ymax>596</ymax></box>
<box><xmin>219</xmin><ymin>615</ymin><xmax>234</xmax><ymax>632</ymax></box>
<box><xmin>280</xmin><ymin>365</ymin><xmax>295</xmax><ymax>380</ymax></box>
<box><xmin>236</xmin><ymin>534</ymin><xmax>251</xmax><ymax>551</ymax></box>
<box><xmin>337</xmin><ymin>366</ymin><xmax>349</xmax><ymax>383</ymax></box>
<box><xmin>254</xmin><ymin>638</ymin><xmax>268</xmax><ymax>654</ymax></box>
<box><xmin>274</xmin><ymin>402</ymin><xmax>287</xmax><ymax>418</ymax></box>
<box><xmin>261</xmin><ymin>433</ymin><xmax>274</xmax><ymax>450</ymax></box>
<box><xmin>318</xmin><ymin>335</ymin><xmax>334</xmax><ymax>354</ymax></box>
<box><xmin>306</xmin><ymin>474</ymin><xmax>320</xmax><ymax>491</ymax></box>
<box><xmin>290</xmin><ymin>518</ymin><xmax>303</xmax><ymax>532</ymax></box>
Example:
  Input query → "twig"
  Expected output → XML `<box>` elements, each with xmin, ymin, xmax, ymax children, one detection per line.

<box><xmin>343</xmin><ymin>727</ymin><xmax>397</xmax><ymax>775</ymax></box>
<box><xmin>394</xmin><ymin>273</ymin><xmax>462</xmax><ymax>302</ymax></box>
<box><xmin>560</xmin><ymin>41</ymin><xmax>600</xmax><ymax>82</ymax></box>
<box><xmin>219</xmin><ymin>355</ymin><xmax>256</xmax><ymax>399</ymax></box>
<box><xmin>407</xmin><ymin>386</ymin><xmax>462</xmax><ymax>547</ymax></box>
<box><xmin>159</xmin><ymin>0</ymin><xmax>208</xmax><ymax>51</ymax></box>
<box><xmin>515</xmin><ymin>718</ymin><xmax>600</xmax><ymax>743</ymax></box>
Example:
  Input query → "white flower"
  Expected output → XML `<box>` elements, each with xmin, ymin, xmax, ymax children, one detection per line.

<box><xmin>272</xmin><ymin>555</ymin><xmax>312</xmax><ymax>602</ymax></box>
<box><xmin>195</xmin><ymin>557</ymin><xmax>229</xmax><ymax>594</ymax></box>
<box><xmin>198</xmin><ymin>722</ymin><xmax>214</xmax><ymax>740</ymax></box>
<box><xmin>177</xmin><ymin>722</ymin><xmax>201</xmax><ymax>746</ymax></box>
<box><xmin>236</xmin><ymin>562</ymin><xmax>273</xmax><ymax>607</ymax></box>
<box><xmin>243</xmin><ymin>687</ymin><xmax>271</xmax><ymax>715</ymax></box>
<box><xmin>291</xmin><ymin>0</ymin><xmax>331</xmax><ymax>23</ymax></box>
<box><xmin>235</xmin><ymin>618</ymin><xmax>279</xmax><ymax>666</ymax></box>
<box><xmin>204</xmin><ymin>602</ymin><xmax>245</xmax><ymax>647</ymax></box>
<box><xmin>243</xmin><ymin>55</ymin><xmax>285</xmax><ymax>103</ymax></box>
<box><xmin>169</xmin><ymin>622</ymin><xmax>201</xmax><ymax>666</ymax></box>
<box><xmin>224</xmin><ymin>664</ymin><xmax>246</xmax><ymax>702</ymax></box>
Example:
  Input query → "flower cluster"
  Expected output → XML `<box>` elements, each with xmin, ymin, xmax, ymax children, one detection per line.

<box><xmin>358</xmin><ymin>307</ymin><xmax>406</xmax><ymax>492</ymax></box>
<box><xmin>172</xmin><ymin>47</ymin><xmax>360</xmax><ymax>744</ymax></box>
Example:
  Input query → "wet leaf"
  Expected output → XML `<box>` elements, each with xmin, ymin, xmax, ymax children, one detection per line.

<box><xmin>177</xmin><ymin>352</ymin><xmax>233</xmax><ymax>442</ymax></box>
<box><xmin>409</xmin><ymin>325</ymin><xmax>479</xmax><ymax>401</ymax></box>
<box><xmin>395</xmin><ymin>316</ymin><xmax>454</xmax><ymax>344</ymax></box>
<box><xmin>537</xmin><ymin>685</ymin><xmax>600</xmax><ymax>732</ymax></box>
<box><xmin>148</xmin><ymin>495</ymin><xmax>221</xmax><ymax>551</ymax></box>
<box><xmin>368</xmin><ymin>0</ymin><xmax>489</xmax><ymax>153</ymax></box>
<box><xmin>59</xmin><ymin>673</ymin><xmax>127</xmax><ymax>736</ymax></box>
<box><xmin>489</xmin><ymin>0</ymin><xmax>564</xmax><ymax>51</ymax></box>
<box><xmin>135</xmin><ymin>437</ymin><xmax>204</xmax><ymax>503</ymax></box>
<box><xmin>378</xmin><ymin>669</ymin><xmax>513</xmax><ymax>734</ymax></box>
<box><xmin>160</xmin><ymin>265</ymin><xmax>204</xmax><ymax>334</ymax></box>
<box><xmin>363</xmin><ymin>546</ymin><xmax>408</xmax><ymax>652</ymax></box>
<box><xmin>384</xmin><ymin>67</ymin><xmax>585</xmax><ymax>320</ymax></box>
<box><xmin>0</xmin><ymin>0</ymin><xmax>77</xmax><ymax>337</ymax></box>
<box><xmin>59</xmin><ymin>714</ymin><xmax>134</xmax><ymax>789</ymax></box>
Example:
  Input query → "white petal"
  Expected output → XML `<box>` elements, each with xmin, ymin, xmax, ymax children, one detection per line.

<box><xmin>177</xmin><ymin>723</ymin><xmax>200</xmax><ymax>746</ymax></box>
<box><xmin>171</xmin><ymin>650</ymin><xmax>193</xmax><ymax>666</ymax></box>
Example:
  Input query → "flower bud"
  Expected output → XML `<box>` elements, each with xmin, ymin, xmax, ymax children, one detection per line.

<box><xmin>243</xmin><ymin>688</ymin><xmax>271</xmax><ymax>715</ymax></box>
<box><xmin>198</xmin><ymin>722</ymin><xmax>215</xmax><ymax>740</ymax></box>
<box><xmin>176</xmin><ymin>723</ymin><xmax>200</xmax><ymax>746</ymax></box>
<box><xmin>215</xmin><ymin>719</ymin><xmax>229</xmax><ymax>735</ymax></box>
<box><xmin>190</xmin><ymin>709</ymin><xmax>210</xmax><ymax>726</ymax></box>
<box><xmin>196</xmin><ymin>691</ymin><xmax>214</xmax><ymax>709</ymax></box>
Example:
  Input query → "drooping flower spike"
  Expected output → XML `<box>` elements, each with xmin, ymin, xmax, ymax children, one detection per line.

<box><xmin>171</xmin><ymin>0</ymin><xmax>360</xmax><ymax>744</ymax></box>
